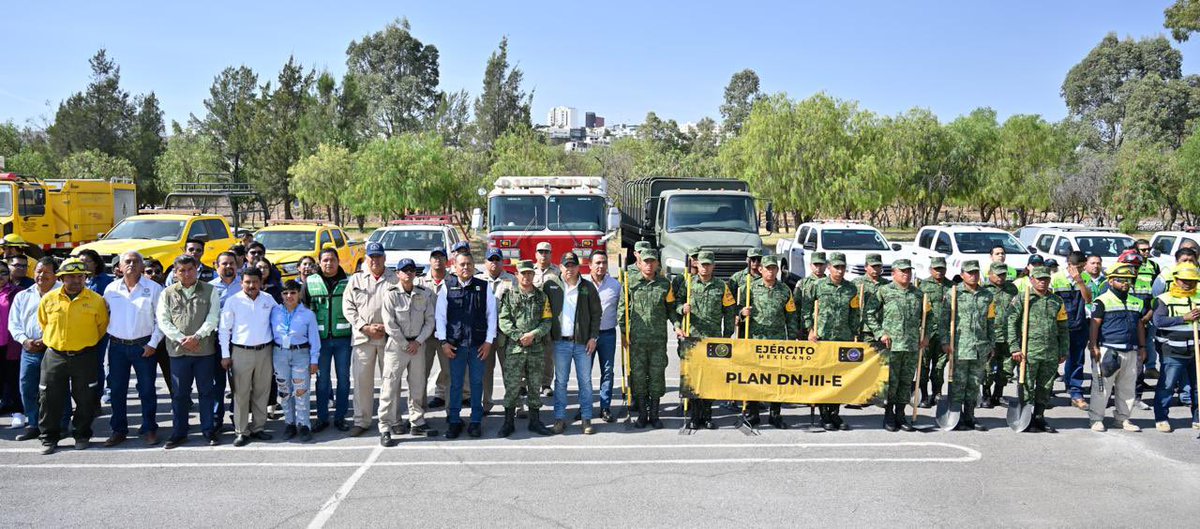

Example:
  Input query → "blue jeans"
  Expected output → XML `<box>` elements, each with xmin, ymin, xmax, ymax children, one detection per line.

<box><xmin>19</xmin><ymin>350</ymin><xmax>70</xmax><ymax>432</ymax></box>
<box><xmin>1154</xmin><ymin>355</ymin><xmax>1198</xmax><ymax>423</ymax></box>
<box><xmin>273</xmin><ymin>346</ymin><xmax>313</xmax><ymax>428</ymax></box>
<box><xmin>1064</xmin><ymin>327</ymin><xmax>1089</xmax><ymax>399</ymax></box>
<box><xmin>170</xmin><ymin>354</ymin><xmax>216</xmax><ymax>439</ymax></box>
<box><xmin>593</xmin><ymin>329</ymin><xmax>616</xmax><ymax>411</ymax></box>
<box><xmin>95</xmin><ymin>335</ymin><xmax>109</xmax><ymax>397</ymax></box>
<box><xmin>107</xmin><ymin>339</ymin><xmax>159</xmax><ymax>435</ymax></box>
<box><xmin>554</xmin><ymin>340</ymin><xmax>594</xmax><ymax>421</ymax></box>
<box><xmin>211</xmin><ymin>354</ymin><xmax>233</xmax><ymax>429</ymax></box>
<box><xmin>315</xmin><ymin>337</ymin><xmax>351</xmax><ymax>423</ymax></box>
<box><xmin>447</xmin><ymin>344</ymin><xmax>484</xmax><ymax>425</ymax></box>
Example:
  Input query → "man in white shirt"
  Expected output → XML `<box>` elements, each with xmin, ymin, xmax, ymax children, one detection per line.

<box><xmin>218</xmin><ymin>268</ymin><xmax>278</xmax><ymax>446</ymax></box>
<box><xmin>435</xmin><ymin>252</ymin><xmax>497</xmax><ymax>439</ymax></box>
<box><xmin>584</xmin><ymin>251</ymin><xmax>621</xmax><ymax>422</ymax></box>
<box><xmin>9</xmin><ymin>257</ymin><xmax>65</xmax><ymax>442</ymax></box>
<box><xmin>102</xmin><ymin>252</ymin><xmax>165</xmax><ymax>447</ymax></box>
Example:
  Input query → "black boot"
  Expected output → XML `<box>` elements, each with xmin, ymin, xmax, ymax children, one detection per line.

<box><xmin>768</xmin><ymin>404</ymin><xmax>789</xmax><ymax>429</ymax></box>
<box><xmin>701</xmin><ymin>401</ymin><xmax>717</xmax><ymax>429</ymax></box>
<box><xmin>745</xmin><ymin>402</ymin><xmax>761</xmax><ymax>427</ymax></box>
<box><xmin>820</xmin><ymin>405</ymin><xmax>837</xmax><ymax>431</ymax></box>
<box><xmin>498</xmin><ymin>407</ymin><xmax>516</xmax><ymax>438</ymax></box>
<box><xmin>979</xmin><ymin>383</ymin><xmax>994</xmax><ymax>409</ymax></box>
<box><xmin>1029</xmin><ymin>404</ymin><xmax>1046</xmax><ymax>433</ymax></box>
<box><xmin>1036</xmin><ymin>405</ymin><xmax>1056</xmax><ymax>433</ymax></box>
<box><xmin>897</xmin><ymin>404</ymin><xmax>915</xmax><ymax>431</ymax></box>
<box><xmin>687</xmin><ymin>399</ymin><xmax>702</xmax><ymax>430</ymax></box>
<box><xmin>649</xmin><ymin>398</ymin><xmax>663</xmax><ymax>429</ymax></box>
<box><xmin>884</xmin><ymin>404</ymin><xmax>898</xmax><ymax>432</ymax></box>
<box><xmin>989</xmin><ymin>381</ymin><xmax>1004</xmax><ymax>408</ymax></box>
<box><xmin>528</xmin><ymin>410</ymin><xmax>553</xmax><ymax>436</ymax></box>
<box><xmin>921</xmin><ymin>392</ymin><xmax>938</xmax><ymax>408</ymax></box>
<box><xmin>967</xmin><ymin>403</ymin><xmax>987</xmax><ymax>431</ymax></box>
<box><xmin>635</xmin><ymin>399</ymin><xmax>649</xmax><ymax>429</ymax></box>
<box><xmin>832</xmin><ymin>405</ymin><xmax>849</xmax><ymax>430</ymax></box>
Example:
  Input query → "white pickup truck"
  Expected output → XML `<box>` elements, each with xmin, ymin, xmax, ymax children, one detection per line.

<box><xmin>909</xmin><ymin>223</ymin><xmax>1034</xmax><ymax>279</ymax></box>
<box><xmin>1148</xmin><ymin>229</ymin><xmax>1200</xmax><ymax>271</ymax></box>
<box><xmin>776</xmin><ymin>221</ymin><xmax>904</xmax><ymax>280</ymax></box>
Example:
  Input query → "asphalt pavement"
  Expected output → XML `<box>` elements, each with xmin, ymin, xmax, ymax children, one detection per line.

<box><xmin>2</xmin><ymin>337</ymin><xmax>1198</xmax><ymax>528</ymax></box>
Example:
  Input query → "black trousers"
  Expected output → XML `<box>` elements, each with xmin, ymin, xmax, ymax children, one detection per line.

<box><xmin>40</xmin><ymin>348</ymin><xmax>100</xmax><ymax>442</ymax></box>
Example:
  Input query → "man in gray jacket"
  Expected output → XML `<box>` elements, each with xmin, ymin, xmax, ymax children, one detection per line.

<box><xmin>543</xmin><ymin>252</ymin><xmax>602</xmax><ymax>434</ymax></box>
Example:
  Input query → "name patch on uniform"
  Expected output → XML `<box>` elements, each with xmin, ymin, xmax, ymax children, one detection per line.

<box><xmin>681</xmin><ymin>338</ymin><xmax>887</xmax><ymax>405</ymax></box>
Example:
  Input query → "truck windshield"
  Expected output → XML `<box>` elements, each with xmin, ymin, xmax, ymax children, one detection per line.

<box><xmin>255</xmin><ymin>231</ymin><xmax>316</xmax><ymax>251</ymax></box>
<box><xmin>665</xmin><ymin>195</ymin><xmax>756</xmax><ymax>233</ymax></box>
<box><xmin>822</xmin><ymin>229</ymin><xmax>890</xmax><ymax>250</ymax></box>
<box><xmin>1076</xmin><ymin>236</ymin><xmax>1134</xmax><ymax>257</ymax></box>
<box><xmin>106</xmin><ymin>219</ymin><xmax>186</xmax><ymax>241</ymax></box>
<box><xmin>490</xmin><ymin>196</ymin><xmax>545</xmax><ymax>231</ymax></box>
<box><xmin>0</xmin><ymin>184</ymin><xmax>11</xmax><ymax>217</ymax></box>
<box><xmin>376</xmin><ymin>230</ymin><xmax>445</xmax><ymax>251</ymax></box>
<box><xmin>548</xmin><ymin>196</ymin><xmax>605</xmax><ymax>231</ymax></box>
<box><xmin>953</xmin><ymin>232</ymin><xmax>1028</xmax><ymax>254</ymax></box>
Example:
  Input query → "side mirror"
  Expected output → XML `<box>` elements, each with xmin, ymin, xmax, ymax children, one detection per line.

<box><xmin>1151</xmin><ymin>249</ymin><xmax>1161</xmax><ymax>257</ymax></box>
<box><xmin>1027</xmin><ymin>245</ymin><xmax>1037</xmax><ymax>253</ymax></box>
<box><xmin>642</xmin><ymin>202</ymin><xmax>654</xmax><ymax>230</ymax></box>
<box><xmin>764</xmin><ymin>203</ymin><xmax>776</xmax><ymax>233</ymax></box>
<box><xmin>891</xmin><ymin>243</ymin><xmax>901</xmax><ymax>251</ymax></box>
<box><xmin>606</xmin><ymin>207</ymin><xmax>620</xmax><ymax>232</ymax></box>
<box><xmin>470</xmin><ymin>208</ymin><xmax>482</xmax><ymax>231</ymax></box>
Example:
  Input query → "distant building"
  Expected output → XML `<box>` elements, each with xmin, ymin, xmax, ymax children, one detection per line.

<box><xmin>569</xmin><ymin>128</ymin><xmax>586</xmax><ymax>141</ymax></box>
<box><xmin>547</xmin><ymin>106</ymin><xmax>579</xmax><ymax>129</ymax></box>
<box><xmin>585</xmin><ymin>112</ymin><xmax>596</xmax><ymax>128</ymax></box>
<box><xmin>594</xmin><ymin>116</ymin><xmax>605</xmax><ymax>128</ymax></box>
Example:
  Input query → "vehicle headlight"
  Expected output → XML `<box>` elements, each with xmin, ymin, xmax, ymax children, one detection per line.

<box><xmin>280</xmin><ymin>262</ymin><xmax>299</xmax><ymax>275</ymax></box>
<box><xmin>500</xmin><ymin>248</ymin><xmax>520</xmax><ymax>259</ymax></box>
<box><xmin>664</xmin><ymin>257</ymin><xmax>685</xmax><ymax>271</ymax></box>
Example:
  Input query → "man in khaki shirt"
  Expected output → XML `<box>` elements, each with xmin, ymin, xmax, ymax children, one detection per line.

<box><xmin>342</xmin><ymin>242</ymin><xmax>398</xmax><ymax>437</ymax></box>
<box><xmin>476</xmin><ymin>248</ymin><xmax>516</xmax><ymax>414</ymax></box>
<box><xmin>378</xmin><ymin>258</ymin><xmax>437</xmax><ymax>446</ymax></box>
<box><xmin>420</xmin><ymin>248</ymin><xmax>452</xmax><ymax>408</ymax></box>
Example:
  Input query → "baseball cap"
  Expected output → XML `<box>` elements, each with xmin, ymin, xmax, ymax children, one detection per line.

<box><xmin>561</xmin><ymin>252</ymin><xmax>580</xmax><ymax>267</ymax></box>
<box><xmin>641</xmin><ymin>249</ymin><xmax>660</xmax><ymax>261</ymax></box>
<box><xmin>746</xmin><ymin>248</ymin><xmax>763</xmax><ymax>258</ymax></box>
<box><xmin>429</xmin><ymin>247</ymin><xmax>447</xmax><ymax>258</ymax></box>
<box><xmin>1028</xmin><ymin>255</ymin><xmax>1045</xmax><ymax>266</ymax></box>
<box><xmin>485</xmin><ymin>248</ymin><xmax>503</xmax><ymax>261</ymax></box>
<box><xmin>536</xmin><ymin>241</ymin><xmax>552</xmax><ymax>252</ymax></box>
<box><xmin>517</xmin><ymin>260</ymin><xmax>535</xmax><ymax>273</ymax></box>
<box><xmin>930</xmin><ymin>257</ymin><xmax>947</xmax><ymax>270</ymax></box>
<box><xmin>634</xmin><ymin>241</ymin><xmax>651</xmax><ymax>252</ymax></box>
<box><xmin>865</xmin><ymin>253</ymin><xmax>882</xmax><ymax>266</ymax></box>
<box><xmin>989</xmin><ymin>262</ymin><xmax>1009</xmax><ymax>275</ymax></box>
<box><xmin>961</xmin><ymin>260</ymin><xmax>980</xmax><ymax>273</ymax></box>
<box><xmin>451</xmin><ymin>241</ymin><xmax>470</xmax><ymax>254</ymax></box>
<box><xmin>1044</xmin><ymin>258</ymin><xmax>1059</xmax><ymax>269</ymax></box>
<box><xmin>687</xmin><ymin>246</ymin><xmax>701</xmax><ymax>257</ymax></box>
<box><xmin>893</xmin><ymin>259</ymin><xmax>913</xmax><ymax>270</ymax></box>
<box><xmin>810</xmin><ymin>252</ymin><xmax>827</xmax><ymax>265</ymax></box>
<box><xmin>829</xmin><ymin>252</ymin><xmax>847</xmax><ymax>266</ymax></box>
<box><xmin>1031</xmin><ymin>266</ymin><xmax>1052</xmax><ymax>279</ymax></box>
<box><xmin>761</xmin><ymin>255</ymin><xmax>780</xmax><ymax>268</ymax></box>
<box><xmin>396</xmin><ymin>258</ymin><xmax>416</xmax><ymax>272</ymax></box>
<box><xmin>696</xmin><ymin>251</ymin><xmax>715</xmax><ymax>265</ymax></box>
<box><xmin>365</xmin><ymin>242</ymin><xmax>385</xmax><ymax>257</ymax></box>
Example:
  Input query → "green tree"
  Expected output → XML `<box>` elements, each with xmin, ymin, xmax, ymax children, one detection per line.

<box><xmin>719</xmin><ymin>69</ymin><xmax>761</xmax><ymax>137</ymax></box>
<box><xmin>473</xmin><ymin>36</ymin><xmax>532</xmax><ymax>147</ymax></box>
<box><xmin>1061</xmin><ymin>34</ymin><xmax>1183</xmax><ymax>150</ymax></box>
<box><xmin>944</xmin><ymin>108</ymin><xmax>1001</xmax><ymax>220</ymax></box>
<box><xmin>289</xmin><ymin>143</ymin><xmax>354</xmax><ymax>225</ymax></box>
<box><xmin>47</xmin><ymin>49</ymin><xmax>135</xmax><ymax>157</ymax></box>
<box><xmin>155</xmin><ymin>122</ymin><xmax>222</xmax><ymax>193</ymax></box>
<box><xmin>429</xmin><ymin>89</ymin><xmax>472</xmax><ymax>147</ymax></box>
<box><xmin>1112</xmin><ymin>140</ymin><xmax>1180</xmax><ymax>230</ymax></box>
<box><xmin>128</xmin><ymin>93</ymin><xmax>166</xmax><ymax>203</ymax></box>
<box><xmin>193</xmin><ymin>66</ymin><xmax>259</xmax><ymax>180</ymax></box>
<box><xmin>1165</xmin><ymin>0</ymin><xmax>1200</xmax><ymax>42</ymax></box>
<box><xmin>0</xmin><ymin>122</ymin><xmax>19</xmax><ymax>157</ymax></box>
<box><xmin>988</xmin><ymin>115</ymin><xmax>1071</xmax><ymax>226</ymax></box>
<box><xmin>346</xmin><ymin>18</ymin><xmax>440</xmax><ymax>137</ymax></box>
<box><xmin>489</xmin><ymin>126</ymin><xmax>566</xmax><ymax>178</ymax></box>
<box><xmin>1123</xmin><ymin>73</ymin><xmax>1200</xmax><ymax>148</ymax></box>
<box><xmin>349</xmin><ymin>133</ymin><xmax>451</xmax><ymax>220</ymax></box>
<box><xmin>247</xmin><ymin>57</ymin><xmax>313</xmax><ymax>219</ymax></box>
<box><xmin>58</xmin><ymin>149</ymin><xmax>136</xmax><ymax>180</ymax></box>
<box><xmin>881</xmin><ymin>108</ymin><xmax>951</xmax><ymax>226</ymax></box>
<box><xmin>1170</xmin><ymin>131</ymin><xmax>1200</xmax><ymax>225</ymax></box>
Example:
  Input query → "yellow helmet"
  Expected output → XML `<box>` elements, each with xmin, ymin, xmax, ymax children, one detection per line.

<box><xmin>1106</xmin><ymin>263</ymin><xmax>1136</xmax><ymax>279</ymax></box>
<box><xmin>57</xmin><ymin>257</ymin><xmax>89</xmax><ymax>276</ymax></box>
<box><xmin>1</xmin><ymin>234</ymin><xmax>27</xmax><ymax>247</ymax></box>
<box><xmin>1174</xmin><ymin>263</ymin><xmax>1200</xmax><ymax>282</ymax></box>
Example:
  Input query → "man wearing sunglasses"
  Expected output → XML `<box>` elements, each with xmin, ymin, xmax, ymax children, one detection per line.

<box><xmin>168</xmin><ymin>239</ymin><xmax>215</xmax><ymax>285</ymax></box>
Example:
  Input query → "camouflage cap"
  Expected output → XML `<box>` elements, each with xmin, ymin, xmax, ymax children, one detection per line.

<box><xmin>634</xmin><ymin>241</ymin><xmax>651</xmax><ymax>252</ymax></box>
<box><xmin>761</xmin><ymin>254</ymin><xmax>780</xmax><ymax>268</ymax></box>
<box><xmin>829</xmin><ymin>252</ymin><xmax>847</xmax><ymax>266</ymax></box>
<box><xmin>516</xmin><ymin>260</ymin><xmax>535</xmax><ymax>273</ymax></box>
<box><xmin>696</xmin><ymin>251</ymin><xmax>715</xmax><ymax>265</ymax></box>
<box><xmin>746</xmin><ymin>247</ymin><xmax>763</xmax><ymax>258</ymax></box>
<box><xmin>930</xmin><ymin>256</ymin><xmax>947</xmax><ymax>269</ymax></box>
<box><xmin>810</xmin><ymin>251</ymin><xmax>827</xmax><ymax>265</ymax></box>
<box><xmin>865</xmin><ymin>253</ymin><xmax>883</xmax><ymax>266</ymax></box>
<box><xmin>58</xmin><ymin>257</ymin><xmax>88</xmax><ymax>276</ymax></box>
<box><xmin>961</xmin><ymin>260</ymin><xmax>980</xmax><ymax>273</ymax></box>
<box><xmin>640</xmin><ymin>248</ymin><xmax>660</xmax><ymax>261</ymax></box>
<box><xmin>989</xmin><ymin>262</ymin><xmax>1009</xmax><ymax>275</ymax></box>
<box><xmin>892</xmin><ymin>258</ymin><xmax>913</xmax><ymax>270</ymax></box>
<box><xmin>1031</xmin><ymin>266</ymin><xmax>1052</xmax><ymax>279</ymax></box>
<box><xmin>686</xmin><ymin>246</ymin><xmax>702</xmax><ymax>257</ymax></box>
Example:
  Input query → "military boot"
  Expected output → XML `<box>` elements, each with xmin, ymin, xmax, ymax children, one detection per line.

<box><xmin>831</xmin><ymin>406</ymin><xmax>850</xmax><ymax>430</ymax></box>
<box><xmin>1029</xmin><ymin>404</ymin><xmax>1046</xmax><ymax>433</ymax></box>
<box><xmin>920</xmin><ymin>392</ymin><xmax>938</xmax><ymax>408</ymax></box>
<box><xmin>768</xmin><ymin>404</ymin><xmax>789</xmax><ymax>429</ymax></box>
<box><xmin>966</xmin><ymin>403</ymin><xmax>987</xmax><ymax>431</ymax></box>
<box><xmin>498</xmin><ymin>407</ymin><xmax>516</xmax><ymax>438</ymax></box>
<box><xmin>528</xmin><ymin>409</ymin><xmax>553</xmax><ymax>436</ymax></box>
<box><xmin>649</xmin><ymin>398</ymin><xmax>664</xmax><ymax>429</ymax></box>
<box><xmin>979</xmin><ymin>383</ymin><xmax>995</xmax><ymax>409</ymax></box>
<box><xmin>701</xmin><ymin>402</ymin><xmax>717</xmax><ymax>429</ymax></box>
<box><xmin>745</xmin><ymin>402</ymin><xmax>762</xmax><ymax>427</ymax></box>
<box><xmin>819</xmin><ymin>405</ymin><xmax>837</xmax><ymax>431</ymax></box>
<box><xmin>897</xmin><ymin>404</ymin><xmax>915</xmax><ymax>432</ymax></box>
<box><xmin>1037</xmin><ymin>406</ymin><xmax>1057</xmax><ymax>434</ymax></box>
<box><xmin>635</xmin><ymin>400</ymin><xmax>649</xmax><ymax>429</ymax></box>
<box><xmin>989</xmin><ymin>382</ymin><xmax>1005</xmax><ymax>408</ymax></box>
<box><xmin>883</xmin><ymin>404</ymin><xmax>898</xmax><ymax>432</ymax></box>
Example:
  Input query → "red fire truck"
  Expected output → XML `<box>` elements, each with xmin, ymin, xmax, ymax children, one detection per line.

<box><xmin>473</xmin><ymin>176</ymin><xmax>619</xmax><ymax>273</ymax></box>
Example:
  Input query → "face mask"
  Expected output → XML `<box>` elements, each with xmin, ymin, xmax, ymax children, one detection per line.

<box><xmin>1170</xmin><ymin>282</ymin><xmax>1196</xmax><ymax>298</ymax></box>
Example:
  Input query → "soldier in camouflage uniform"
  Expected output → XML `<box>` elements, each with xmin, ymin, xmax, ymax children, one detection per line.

<box><xmin>848</xmin><ymin>253</ymin><xmax>887</xmax><ymax>410</ymax></box>
<box><xmin>942</xmin><ymin>260</ymin><xmax>995</xmax><ymax>431</ymax></box>
<box><xmin>496</xmin><ymin>260</ymin><xmax>554</xmax><ymax>437</ymax></box>
<box><xmin>917</xmin><ymin>256</ymin><xmax>953</xmax><ymax>408</ymax></box>
<box><xmin>982</xmin><ymin>262</ymin><xmax>1019</xmax><ymax>408</ymax></box>
<box><xmin>729</xmin><ymin>247</ymin><xmax>763</xmax><ymax>288</ymax></box>
<box><xmin>804</xmin><ymin>252</ymin><xmax>860</xmax><ymax>430</ymax></box>
<box><xmin>677</xmin><ymin>251</ymin><xmax>737</xmax><ymax>429</ymax></box>
<box><xmin>736</xmin><ymin>255</ymin><xmax>800</xmax><ymax>428</ymax></box>
<box><xmin>793</xmin><ymin>252</ymin><xmax>828</xmax><ymax>338</ymax></box>
<box><xmin>1008</xmin><ymin>266</ymin><xmax>1070</xmax><ymax>433</ymax></box>
<box><xmin>873</xmin><ymin>259</ymin><xmax>927</xmax><ymax>432</ymax></box>
<box><xmin>617</xmin><ymin>249</ymin><xmax>679</xmax><ymax>429</ymax></box>
<box><xmin>625</xmin><ymin>241</ymin><xmax>652</xmax><ymax>276</ymax></box>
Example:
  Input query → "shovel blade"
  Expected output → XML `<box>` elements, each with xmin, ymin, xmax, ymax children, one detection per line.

<box><xmin>936</xmin><ymin>399</ymin><xmax>961</xmax><ymax>431</ymax></box>
<box><xmin>1007</xmin><ymin>401</ymin><xmax>1033</xmax><ymax>432</ymax></box>
<box><xmin>736</xmin><ymin>416</ymin><xmax>759</xmax><ymax>436</ymax></box>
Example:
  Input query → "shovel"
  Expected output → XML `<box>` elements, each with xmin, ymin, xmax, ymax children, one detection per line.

<box><xmin>1007</xmin><ymin>287</ymin><xmax>1034</xmax><ymax>432</ymax></box>
<box><xmin>621</xmin><ymin>269</ymin><xmax>636</xmax><ymax>430</ymax></box>
<box><xmin>937</xmin><ymin>287</ymin><xmax>962</xmax><ymax>431</ymax></box>
<box><xmin>909</xmin><ymin>294</ymin><xmax>935</xmax><ymax>431</ymax></box>
<box><xmin>1193</xmin><ymin>302</ymin><xmax>1199</xmax><ymax>439</ymax></box>
<box><xmin>734</xmin><ymin>275</ymin><xmax>759</xmax><ymax>436</ymax></box>
<box><xmin>680</xmin><ymin>272</ymin><xmax>695</xmax><ymax>435</ymax></box>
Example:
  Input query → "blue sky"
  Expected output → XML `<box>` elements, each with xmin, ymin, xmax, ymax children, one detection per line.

<box><xmin>2</xmin><ymin>1</ymin><xmax>1196</xmax><ymax>129</ymax></box>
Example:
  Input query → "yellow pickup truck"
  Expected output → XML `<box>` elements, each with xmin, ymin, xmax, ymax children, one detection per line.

<box><xmin>73</xmin><ymin>213</ymin><xmax>238</xmax><ymax>271</ymax></box>
<box><xmin>253</xmin><ymin>222</ymin><xmax>365</xmax><ymax>281</ymax></box>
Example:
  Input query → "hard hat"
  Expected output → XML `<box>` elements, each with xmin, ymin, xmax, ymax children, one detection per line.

<box><xmin>1174</xmin><ymin>263</ymin><xmax>1200</xmax><ymax>282</ymax></box>
<box><xmin>1117</xmin><ymin>249</ymin><xmax>1143</xmax><ymax>267</ymax></box>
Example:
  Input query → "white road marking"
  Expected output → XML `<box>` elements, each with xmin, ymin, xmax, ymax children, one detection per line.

<box><xmin>306</xmin><ymin>445</ymin><xmax>383</xmax><ymax>529</ymax></box>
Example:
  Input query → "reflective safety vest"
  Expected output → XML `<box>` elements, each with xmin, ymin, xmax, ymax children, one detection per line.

<box><xmin>1132</xmin><ymin>263</ymin><xmax>1156</xmax><ymax>301</ymax></box>
<box><xmin>1154</xmin><ymin>291</ymin><xmax>1200</xmax><ymax>356</ymax></box>
<box><xmin>307</xmin><ymin>274</ymin><xmax>351</xmax><ymax>339</ymax></box>
<box><xmin>1095</xmin><ymin>291</ymin><xmax>1144</xmax><ymax>350</ymax></box>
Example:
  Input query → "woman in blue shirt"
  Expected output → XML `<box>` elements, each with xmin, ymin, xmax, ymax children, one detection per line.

<box><xmin>271</xmin><ymin>280</ymin><xmax>321</xmax><ymax>441</ymax></box>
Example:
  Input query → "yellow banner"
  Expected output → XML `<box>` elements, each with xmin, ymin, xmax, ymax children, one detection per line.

<box><xmin>680</xmin><ymin>338</ymin><xmax>888</xmax><ymax>405</ymax></box>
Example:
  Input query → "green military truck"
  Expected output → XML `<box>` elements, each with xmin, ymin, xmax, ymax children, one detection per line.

<box><xmin>618</xmin><ymin>177</ymin><xmax>770</xmax><ymax>278</ymax></box>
